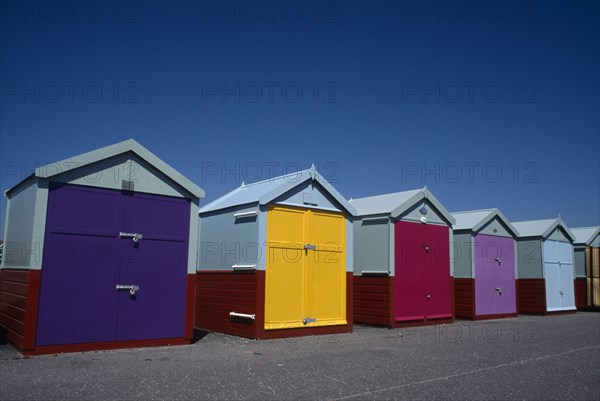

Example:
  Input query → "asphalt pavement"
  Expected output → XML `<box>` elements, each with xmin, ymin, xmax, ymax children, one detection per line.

<box><xmin>1</xmin><ymin>313</ymin><xmax>599</xmax><ymax>400</ymax></box>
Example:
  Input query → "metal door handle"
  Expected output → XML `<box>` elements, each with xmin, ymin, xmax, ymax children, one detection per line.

<box><xmin>304</xmin><ymin>244</ymin><xmax>317</xmax><ymax>251</ymax></box>
<box><xmin>426</xmin><ymin>293</ymin><xmax>431</xmax><ymax>300</ymax></box>
<box><xmin>559</xmin><ymin>290</ymin><xmax>564</xmax><ymax>296</ymax></box>
<box><xmin>303</xmin><ymin>317</ymin><xmax>317</xmax><ymax>325</ymax></box>
<box><xmin>494</xmin><ymin>257</ymin><xmax>501</xmax><ymax>263</ymax></box>
<box><xmin>495</xmin><ymin>287</ymin><xmax>502</xmax><ymax>295</ymax></box>
<box><xmin>120</xmin><ymin>232</ymin><xmax>143</xmax><ymax>243</ymax></box>
<box><xmin>116</xmin><ymin>284</ymin><xmax>140</xmax><ymax>295</ymax></box>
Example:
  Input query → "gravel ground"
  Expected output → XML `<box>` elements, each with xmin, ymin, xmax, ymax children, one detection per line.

<box><xmin>1</xmin><ymin>313</ymin><xmax>599</xmax><ymax>401</ymax></box>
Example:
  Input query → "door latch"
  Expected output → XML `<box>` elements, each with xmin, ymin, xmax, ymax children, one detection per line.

<box><xmin>423</xmin><ymin>244</ymin><xmax>430</xmax><ymax>253</ymax></box>
<box><xmin>495</xmin><ymin>287</ymin><xmax>502</xmax><ymax>295</ymax></box>
<box><xmin>116</xmin><ymin>284</ymin><xmax>140</xmax><ymax>295</ymax></box>
<box><xmin>559</xmin><ymin>290</ymin><xmax>564</xmax><ymax>296</ymax></box>
<box><xmin>425</xmin><ymin>293</ymin><xmax>431</xmax><ymax>300</ymax></box>
<box><xmin>304</xmin><ymin>244</ymin><xmax>317</xmax><ymax>251</ymax></box>
<box><xmin>120</xmin><ymin>232</ymin><xmax>143</xmax><ymax>243</ymax></box>
<box><xmin>303</xmin><ymin>317</ymin><xmax>317</xmax><ymax>325</ymax></box>
<box><xmin>494</xmin><ymin>257</ymin><xmax>501</xmax><ymax>264</ymax></box>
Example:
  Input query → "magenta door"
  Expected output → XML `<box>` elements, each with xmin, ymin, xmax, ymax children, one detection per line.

<box><xmin>422</xmin><ymin>224</ymin><xmax>452</xmax><ymax>319</ymax></box>
<box><xmin>394</xmin><ymin>221</ymin><xmax>424</xmax><ymax>321</ymax></box>
<box><xmin>394</xmin><ymin>221</ymin><xmax>452</xmax><ymax>321</ymax></box>
<box><xmin>37</xmin><ymin>183</ymin><xmax>190</xmax><ymax>346</ymax></box>
<box><xmin>474</xmin><ymin>234</ymin><xmax>516</xmax><ymax>316</ymax></box>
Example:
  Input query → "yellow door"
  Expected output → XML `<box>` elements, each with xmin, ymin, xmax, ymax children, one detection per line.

<box><xmin>265</xmin><ymin>205</ymin><xmax>346</xmax><ymax>330</ymax></box>
<box><xmin>306</xmin><ymin>210</ymin><xmax>347</xmax><ymax>327</ymax></box>
<box><xmin>265</xmin><ymin>206</ymin><xmax>306</xmax><ymax>329</ymax></box>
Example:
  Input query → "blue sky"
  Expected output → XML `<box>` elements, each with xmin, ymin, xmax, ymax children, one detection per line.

<box><xmin>1</xmin><ymin>0</ymin><xmax>598</xmax><ymax>233</ymax></box>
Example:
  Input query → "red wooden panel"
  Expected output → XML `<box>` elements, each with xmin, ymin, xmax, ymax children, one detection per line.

<box><xmin>0</xmin><ymin>269</ymin><xmax>40</xmax><ymax>351</ymax></box>
<box><xmin>453</xmin><ymin>278</ymin><xmax>474</xmax><ymax>319</ymax></box>
<box><xmin>195</xmin><ymin>271</ymin><xmax>258</xmax><ymax>339</ymax></box>
<box><xmin>574</xmin><ymin>278</ymin><xmax>588</xmax><ymax>310</ymax></box>
<box><xmin>0</xmin><ymin>270</ymin><xmax>30</xmax><ymax>284</ymax></box>
<box><xmin>0</xmin><ymin>281</ymin><xmax>28</xmax><ymax>297</ymax></box>
<box><xmin>0</xmin><ymin>292</ymin><xmax>27</xmax><ymax>309</ymax></box>
<box><xmin>184</xmin><ymin>275</ymin><xmax>196</xmax><ymax>341</ymax></box>
<box><xmin>517</xmin><ymin>279</ymin><xmax>547</xmax><ymax>314</ymax></box>
<box><xmin>353</xmin><ymin>275</ymin><xmax>390</xmax><ymax>326</ymax></box>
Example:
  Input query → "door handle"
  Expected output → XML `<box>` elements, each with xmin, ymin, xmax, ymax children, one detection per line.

<box><xmin>303</xmin><ymin>317</ymin><xmax>317</xmax><ymax>325</ymax></box>
<box><xmin>494</xmin><ymin>257</ymin><xmax>501</xmax><ymax>264</ymax></box>
<box><xmin>425</xmin><ymin>293</ymin><xmax>431</xmax><ymax>300</ymax></box>
<box><xmin>304</xmin><ymin>244</ymin><xmax>317</xmax><ymax>251</ymax></box>
<box><xmin>495</xmin><ymin>287</ymin><xmax>502</xmax><ymax>295</ymax></box>
<box><xmin>120</xmin><ymin>232</ymin><xmax>143</xmax><ymax>243</ymax></box>
<box><xmin>559</xmin><ymin>290</ymin><xmax>564</xmax><ymax>296</ymax></box>
<box><xmin>116</xmin><ymin>284</ymin><xmax>140</xmax><ymax>295</ymax></box>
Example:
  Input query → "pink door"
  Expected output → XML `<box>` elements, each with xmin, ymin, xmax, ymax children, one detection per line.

<box><xmin>423</xmin><ymin>224</ymin><xmax>452</xmax><ymax>319</ymax></box>
<box><xmin>394</xmin><ymin>221</ymin><xmax>424</xmax><ymax>321</ymax></box>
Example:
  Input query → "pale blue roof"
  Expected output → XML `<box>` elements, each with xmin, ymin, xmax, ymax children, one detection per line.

<box><xmin>6</xmin><ymin>139</ymin><xmax>205</xmax><ymax>199</ymax></box>
<box><xmin>199</xmin><ymin>165</ymin><xmax>356</xmax><ymax>215</ymax></box>
<box><xmin>451</xmin><ymin>208</ymin><xmax>518</xmax><ymax>236</ymax></box>
<box><xmin>512</xmin><ymin>217</ymin><xmax>575</xmax><ymax>241</ymax></box>
<box><xmin>349</xmin><ymin>187</ymin><xmax>455</xmax><ymax>225</ymax></box>
<box><xmin>570</xmin><ymin>226</ymin><xmax>600</xmax><ymax>245</ymax></box>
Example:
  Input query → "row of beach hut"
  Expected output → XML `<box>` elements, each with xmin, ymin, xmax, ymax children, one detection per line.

<box><xmin>0</xmin><ymin>140</ymin><xmax>598</xmax><ymax>354</ymax></box>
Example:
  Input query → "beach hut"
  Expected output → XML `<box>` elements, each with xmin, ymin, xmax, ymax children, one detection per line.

<box><xmin>452</xmin><ymin>209</ymin><xmax>518</xmax><ymax>320</ymax></box>
<box><xmin>571</xmin><ymin>227</ymin><xmax>600</xmax><ymax>310</ymax></box>
<box><xmin>513</xmin><ymin>217</ymin><xmax>576</xmax><ymax>314</ymax></box>
<box><xmin>196</xmin><ymin>165</ymin><xmax>356</xmax><ymax>339</ymax></box>
<box><xmin>0</xmin><ymin>140</ymin><xmax>204</xmax><ymax>354</ymax></box>
<box><xmin>350</xmin><ymin>188</ymin><xmax>455</xmax><ymax>327</ymax></box>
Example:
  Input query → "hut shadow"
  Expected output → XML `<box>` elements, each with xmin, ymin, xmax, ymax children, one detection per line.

<box><xmin>191</xmin><ymin>329</ymin><xmax>210</xmax><ymax>344</ymax></box>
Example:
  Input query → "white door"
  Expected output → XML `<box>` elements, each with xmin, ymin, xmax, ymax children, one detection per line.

<box><xmin>557</xmin><ymin>241</ymin><xmax>575</xmax><ymax>310</ymax></box>
<box><xmin>543</xmin><ymin>240</ymin><xmax>562</xmax><ymax>311</ymax></box>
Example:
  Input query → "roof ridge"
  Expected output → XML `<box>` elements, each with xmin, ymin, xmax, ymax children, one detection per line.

<box><xmin>452</xmin><ymin>208</ymin><xmax>496</xmax><ymax>214</ymax></box>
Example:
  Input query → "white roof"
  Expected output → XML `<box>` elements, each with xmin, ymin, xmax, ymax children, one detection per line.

<box><xmin>349</xmin><ymin>187</ymin><xmax>455</xmax><ymax>225</ymax></box>
<box><xmin>570</xmin><ymin>226</ymin><xmax>600</xmax><ymax>245</ymax></box>
<box><xmin>6</xmin><ymin>139</ymin><xmax>205</xmax><ymax>199</ymax></box>
<box><xmin>451</xmin><ymin>208</ymin><xmax>518</xmax><ymax>236</ymax></box>
<box><xmin>199</xmin><ymin>165</ymin><xmax>356</xmax><ymax>215</ymax></box>
<box><xmin>512</xmin><ymin>217</ymin><xmax>575</xmax><ymax>241</ymax></box>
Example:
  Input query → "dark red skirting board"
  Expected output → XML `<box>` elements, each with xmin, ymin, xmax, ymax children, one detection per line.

<box><xmin>574</xmin><ymin>278</ymin><xmax>588</xmax><ymax>310</ymax></box>
<box><xmin>195</xmin><ymin>270</ymin><xmax>258</xmax><ymax>339</ymax></box>
<box><xmin>517</xmin><ymin>278</ymin><xmax>547</xmax><ymax>315</ymax></box>
<box><xmin>453</xmin><ymin>278</ymin><xmax>475</xmax><ymax>319</ymax></box>
<box><xmin>353</xmin><ymin>276</ymin><xmax>391</xmax><ymax>326</ymax></box>
<box><xmin>196</xmin><ymin>270</ymin><xmax>353</xmax><ymax>339</ymax></box>
<box><xmin>0</xmin><ymin>269</ymin><xmax>41</xmax><ymax>351</ymax></box>
<box><xmin>0</xmin><ymin>271</ymin><xmax>195</xmax><ymax>354</ymax></box>
<box><xmin>23</xmin><ymin>338</ymin><xmax>190</xmax><ymax>356</ymax></box>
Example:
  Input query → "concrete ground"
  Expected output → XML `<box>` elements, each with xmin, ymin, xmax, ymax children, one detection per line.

<box><xmin>1</xmin><ymin>313</ymin><xmax>599</xmax><ymax>401</ymax></box>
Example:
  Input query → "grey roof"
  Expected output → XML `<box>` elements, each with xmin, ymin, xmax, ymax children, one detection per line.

<box><xmin>6</xmin><ymin>139</ymin><xmax>205</xmax><ymax>199</ymax></box>
<box><xmin>570</xmin><ymin>226</ymin><xmax>600</xmax><ymax>245</ymax></box>
<box><xmin>349</xmin><ymin>187</ymin><xmax>455</xmax><ymax>225</ymax></box>
<box><xmin>512</xmin><ymin>217</ymin><xmax>575</xmax><ymax>242</ymax></box>
<box><xmin>199</xmin><ymin>165</ymin><xmax>356</xmax><ymax>216</ymax></box>
<box><xmin>451</xmin><ymin>208</ymin><xmax>518</xmax><ymax>236</ymax></box>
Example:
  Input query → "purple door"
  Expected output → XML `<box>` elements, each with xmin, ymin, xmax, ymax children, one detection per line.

<box><xmin>116</xmin><ymin>192</ymin><xmax>190</xmax><ymax>341</ymax></box>
<box><xmin>474</xmin><ymin>234</ymin><xmax>516</xmax><ymax>316</ymax></box>
<box><xmin>37</xmin><ymin>183</ymin><xmax>190</xmax><ymax>346</ymax></box>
